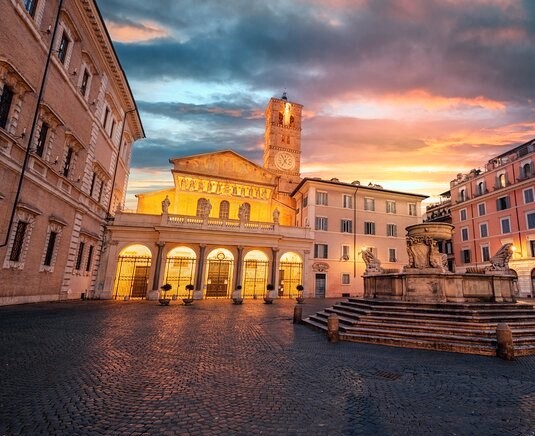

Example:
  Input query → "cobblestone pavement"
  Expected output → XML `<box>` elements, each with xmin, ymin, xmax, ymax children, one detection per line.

<box><xmin>1</xmin><ymin>299</ymin><xmax>535</xmax><ymax>436</ymax></box>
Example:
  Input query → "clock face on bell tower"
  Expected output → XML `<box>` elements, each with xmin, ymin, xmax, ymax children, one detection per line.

<box><xmin>263</xmin><ymin>92</ymin><xmax>302</xmax><ymax>181</ymax></box>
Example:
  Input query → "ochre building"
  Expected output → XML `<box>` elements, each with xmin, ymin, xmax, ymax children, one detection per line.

<box><xmin>99</xmin><ymin>95</ymin><xmax>426</xmax><ymax>300</ymax></box>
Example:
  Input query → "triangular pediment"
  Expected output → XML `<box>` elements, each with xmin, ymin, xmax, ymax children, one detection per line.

<box><xmin>169</xmin><ymin>150</ymin><xmax>278</xmax><ymax>186</ymax></box>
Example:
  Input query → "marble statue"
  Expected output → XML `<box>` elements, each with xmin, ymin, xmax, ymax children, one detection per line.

<box><xmin>161</xmin><ymin>195</ymin><xmax>170</xmax><ymax>214</ymax></box>
<box><xmin>362</xmin><ymin>248</ymin><xmax>384</xmax><ymax>274</ymax></box>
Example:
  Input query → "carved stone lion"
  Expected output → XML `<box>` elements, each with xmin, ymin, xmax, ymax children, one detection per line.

<box><xmin>362</xmin><ymin>248</ymin><xmax>384</xmax><ymax>274</ymax></box>
<box><xmin>429</xmin><ymin>241</ymin><xmax>448</xmax><ymax>272</ymax></box>
<box><xmin>485</xmin><ymin>243</ymin><xmax>513</xmax><ymax>272</ymax></box>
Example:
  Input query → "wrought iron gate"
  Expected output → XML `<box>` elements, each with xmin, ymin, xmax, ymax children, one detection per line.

<box><xmin>164</xmin><ymin>257</ymin><xmax>196</xmax><ymax>298</ymax></box>
<box><xmin>279</xmin><ymin>261</ymin><xmax>303</xmax><ymax>298</ymax></box>
<box><xmin>114</xmin><ymin>256</ymin><xmax>151</xmax><ymax>299</ymax></box>
<box><xmin>243</xmin><ymin>260</ymin><xmax>269</xmax><ymax>298</ymax></box>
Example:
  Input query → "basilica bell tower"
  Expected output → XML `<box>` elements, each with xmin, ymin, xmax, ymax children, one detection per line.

<box><xmin>263</xmin><ymin>92</ymin><xmax>303</xmax><ymax>195</ymax></box>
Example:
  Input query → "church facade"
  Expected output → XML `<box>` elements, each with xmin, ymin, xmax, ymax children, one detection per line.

<box><xmin>97</xmin><ymin>95</ymin><xmax>426</xmax><ymax>300</ymax></box>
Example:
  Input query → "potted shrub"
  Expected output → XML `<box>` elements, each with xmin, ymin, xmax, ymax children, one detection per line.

<box><xmin>296</xmin><ymin>284</ymin><xmax>305</xmax><ymax>304</ymax></box>
<box><xmin>264</xmin><ymin>284</ymin><xmax>274</xmax><ymax>304</ymax></box>
<box><xmin>232</xmin><ymin>285</ymin><xmax>243</xmax><ymax>305</ymax></box>
<box><xmin>183</xmin><ymin>284</ymin><xmax>194</xmax><ymax>305</ymax></box>
<box><xmin>159</xmin><ymin>283</ymin><xmax>172</xmax><ymax>306</ymax></box>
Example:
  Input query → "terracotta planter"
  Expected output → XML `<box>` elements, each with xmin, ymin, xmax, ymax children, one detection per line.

<box><xmin>158</xmin><ymin>298</ymin><xmax>171</xmax><ymax>306</ymax></box>
<box><xmin>182</xmin><ymin>298</ymin><xmax>194</xmax><ymax>306</ymax></box>
<box><xmin>263</xmin><ymin>297</ymin><xmax>274</xmax><ymax>304</ymax></box>
<box><xmin>232</xmin><ymin>298</ymin><xmax>243</xmax><ymax>305</ymax></box>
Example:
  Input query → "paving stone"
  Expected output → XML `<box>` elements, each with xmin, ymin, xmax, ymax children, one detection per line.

<box><xmin>0</xmin><ymin>299</ymin><xmax>534</xmax><ymax>435</ymax></box>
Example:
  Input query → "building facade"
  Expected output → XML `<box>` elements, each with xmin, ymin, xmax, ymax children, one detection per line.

<box><xmin>0</xmin><ymin>0</ymin><xmax>143</xmax><ymax>305</ymax></box>
<box><xmin>449</xmin><ymin>139</ymin><xmax>535</xmax><ymax>297</ymax></box>
<box><xmin>99</xmin><ymin>94</ymin><xmax>427</xmax><ymax>300</ymax></box>
<box><xmin>292</xmin><ymin>178</ymin><xmax>427</xmax><ymax>296</ymax></box>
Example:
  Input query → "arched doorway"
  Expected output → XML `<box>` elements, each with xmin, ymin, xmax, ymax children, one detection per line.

<box><xmin>164</xmin><ymin>246</ymin><xmax>196</xmax><ymax>298</ymax></box>
<box><xmin>206</xmin><ymin>249</ymin><xmax>234</xmax><ymax>298</ymax></box>
<box><xmin>279</xmin><ymin>252</ymin><xmax>303</xmax><ymax>298</ymax></box>
<box><xmin>114</xmin><ymin>244</ymin><xmax>152</xmax><ymax>299</ymax></box>
<box><xmin>243</xmin><ymin>250</ymin><xmax>269</xmax><ymax>299</ymax></box>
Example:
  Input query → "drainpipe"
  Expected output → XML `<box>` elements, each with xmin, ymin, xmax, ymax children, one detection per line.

<box><xmin>353</xmin><ymin>187</ymin><xmax>359</xmax><ymax>278</ymax></box>
<box><xmin>1</xmin><ymin>0</ymin><xmax>64</xmax><ymax>248</ymax></box>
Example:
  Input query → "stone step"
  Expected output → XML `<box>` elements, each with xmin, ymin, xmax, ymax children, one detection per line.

<box><xmin>340</xmin><ymin>300</ymin><xmax>535</xmax><ymax>316</ymax></box>
<box><xmin>340</xmin><ymin>321</ymin><xmax>497</xmax><ymax>338</ymax></box>
<box><xmin>347</xmin><ymin>298</ymin><xmax>535</xmax><ymax>311</ymax></box>
<box><xmin>338</xmin><ymin>332</ymin><xmax>497</xmax><ymax>356</ymax></box>
<box><xmin>340</xmin><ymin>326</ymin><xmax>497</xmax><ymax>345</ymax></box>
<box><xmin>341</xmin><ymin>307</ymin><xmax>535</xmax><ymax>324</ymax></box>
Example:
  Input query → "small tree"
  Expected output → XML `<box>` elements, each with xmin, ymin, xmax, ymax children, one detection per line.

<box><xmin>296</xmin><ymin>284</ymin><xmax>304</xmax><ymax>297</ymax></box>
<box><xmin>185</xmin><ymin>284</ymin><xmax>194</xmax><ymax>299</ymax></box>
<box><xmin>160</xmin><ymin>283</ymin><xmax>172</xmax><ymax>298</ymax></box>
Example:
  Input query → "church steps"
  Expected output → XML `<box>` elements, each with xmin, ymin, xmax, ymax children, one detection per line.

<box><xmin>303</xmin><ymin>298</ymin><xmax>535</xmax><ymax>356</ymax></box>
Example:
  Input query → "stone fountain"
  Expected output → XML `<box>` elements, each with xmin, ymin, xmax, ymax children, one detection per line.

<box><xmin>362</xmin><ymin>222</ymin><xmax>518</xmax><ymax>303</ymax></box>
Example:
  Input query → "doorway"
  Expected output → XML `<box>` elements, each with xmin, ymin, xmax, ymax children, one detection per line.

<box><xmin>315</xmin><ymin>273</ymin><xmax>326</xmax><ymax>298</ymax></box>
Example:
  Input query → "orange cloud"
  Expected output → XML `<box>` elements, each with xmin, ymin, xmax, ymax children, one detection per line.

<box><xmin>105</xmin><ymin>21</ymin><xmax>169</xmax><ymax>43</ymax></box>
<box><xmin>382</xmin><ymin>90</ymin><xmax>506</xmax><ymax>111</ymax></box>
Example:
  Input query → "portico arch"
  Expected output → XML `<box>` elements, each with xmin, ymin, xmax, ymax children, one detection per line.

<box><xmin>164</xmin><ymin>246</ymin><xmax>196</xmax><ymax>298</ymax></box>
<box><xmin>114</xmin><ymin>244</ymin><xmax>152</xmax><ymax>299</ymax></box>
<box><xmin>279</xmin><ymin>251</ymin><xmax>303</xmax><ymax>298</ymax></box>
<box><xmin>243</xmin><ymin>250</ymin><xmax>269</xmax><ymax>298</ymax></box>
<box><xmin>206</xmin><ymin>248</ymin><xmax>234</xmax><ymax>298</ymax></box>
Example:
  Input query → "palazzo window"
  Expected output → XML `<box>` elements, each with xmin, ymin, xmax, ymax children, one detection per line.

<box><xmin>461</xmin><ymin>249</ymin><xmax>471</xmax><ymax>264</ymax></box>
<box><xmin>388</xmin><ymin>248</ymin><xmax>397</xmax><ymax>262</ymax></box>
<box><xmin>85</xmin><ymin>245</ymin><xmax>94</xmax><ymax>272</ymax></box>
<box><xmin>408</xmin><ymin>203</ymin><xmax>417</xmax><ymax>216</ymax></box>
<box><xmin>501</xmin><ymin>217</ymin><xmax>511</xmax><ymax>234</ymax></box>
<box><xmin>364</xmin><ymin>221</ymin><xmax>375</xmax><ymax>235</ymax></box>
<box><xmin>482</xmin><ymin>245</ymin><xmax>490</xmax><ymax>262</ymax></box>
<box><xmin>10</xmin><ymin>221</ymin><xmax>28</xmax><ymax>262</ymax></box>
<box><xmin>35</xmin><ymin>122</ymin><xmax>49</xmax><ymax>157</ymax></box>
<box><xmin>341</xmin><ymin>245</ymin><xmax>350</xmax><ymax>260</ymax></box>
<box><xmin>364</xmin><ymin>198</ymin><xmax>375</xmax><ymax>211</ymax></box>
<box><xmin>24</xmin><ymin>0</ymin><xmax>38</xmax><ymax>17</ymax></box>
<box><xmin>57</xmin><ymin>31</ymin><xmax>70</xmax><ymax>64</ymax></box>
<box><xmin>63</xmin><ymin>146</ymin><xmax>73</xmax><ymax>177</ymax></box>
<box><xmin>524</xmin><ymin>188</ymin><xmax>534</xmax><ymax>204</ymax></box>
<box><xmin>40</xmin><ymin>218</ymin><xmax>65</xmax><ymax>272</ymax></box>
<box><xmin>340</xmin><ymin>219</ymin><xmax>353</xmax><ymax>233</ymax></box>
<box><xmin>0</xmin><ymin>85</ymin><xmax>14</xmax><ymax>130</ymax></box>
<box><xmin>461</xmin><ymin>227</ymin><xmax>469</xmax><ymax>241</ymax></box>
<box><xmin>496</xmin><ymin>173</ymin><xmax>508</xmax><ymax>189</ymax></box>
<box><xmin>79</xmin><ymin>68</ymin><xmax>90</xmax><ymax>97</ymax></box>
<box><xmin>478</xmin><ymin>203</ymin><xmax>486</xmax><ymax>216</ymax></box>
<box><xmin>480</xmin><ymin>223</ymin><xmax>488</xmax><ymax>238</ymax></box>
<box><xmin>460</xmin><ymin>208</ymin><xmax>467</xmax><ymax>221</ymax></box>
<box><xmin>316</xmin><ymin>191</ymin><xmax>328</xmax><ymax>206</ymax></box>
<box><xmin>343</xmin><ymin>194</ymin><xmax>353</xmax><ymax>209</ymax></box>
<box><xmin>387</xmin><ymin>224</ymin><xmax>397</xmax><ymax>237</ymax></box>
<box><xmin>386</xmin><ymin>200</ymin><xmax>396</xmax><ymax>214</ymax></box>
<box><xmin>315</xmin><ymin>216</ymin><xmax>328</xmax><ymax>231</ymax></box>
<box><xmin>75</xmin><ymin>241</ymin><xmax>85</xmax><ymax>271</ymax></box>
<box><xmin>314</xmin><ymin>244</ymin><xmax>328</xmax><ymax>259</ymax></box>
<box><xmin>3</xmin><ymin>205</ymin><xmax>39</xmax><ymax>270</ymax></box>
<box><xmin>527</xmin><ymin>212</ymin><xmax>535</xmax><ymax>230</ymax></box>
<box><xmin>496</xmin><ymin>196</ymin><xmax>510</xmax><ymax>211</ymax></box>
<box><xmin>341</xmin><ymin>274</ymin><xmax>350</xmax><ymax>285</ymax></box>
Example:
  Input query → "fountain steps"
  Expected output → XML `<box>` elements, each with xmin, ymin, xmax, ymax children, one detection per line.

<box><xmin>303</xmin><ymin>299</ymin><xmax>535</xmax><ymax>356</ymax></box>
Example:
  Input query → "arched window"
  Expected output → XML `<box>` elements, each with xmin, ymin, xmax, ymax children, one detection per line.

<box><xmin>522</xmin><ymin>162</ymin><xmax>533</xmax><ymax>178</ymax></box>
<box><xmin>196</xmin><ymin>198</ymin><xmax>208</xmax><ymax>217</ymax></box>
<box><xmin>477</xmin><ymin>181</ymin><xmax>485</xmax><ymax>195</ymax></box>
<box><xmin>459</xmin><ymin>188</ymin><xmax>466</xmax><ymax>202</ymax></box>
<box><xmin>219</xmin><ymin>200</ymin><xmax>229</xmax><ymax>220</ymax></box>
<box><xmin>499</xmin><ymin>173</ymin><xmax>507</xmax><ymax>188</ymax></box>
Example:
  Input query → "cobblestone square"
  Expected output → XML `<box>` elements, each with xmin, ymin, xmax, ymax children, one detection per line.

<box><xmin>1</xmin><ymin>299</ymin><xmax>534</xmax><ymax>435</ymax></box>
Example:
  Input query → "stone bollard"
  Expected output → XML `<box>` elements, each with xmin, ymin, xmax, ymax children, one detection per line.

<box><xmin>293</xmin><ymin>304</ymin><xmax>303</xmax><ymax>324</ymax></box>
<box><xmin>496</xmin><ymin>323</ymin><xmax>514</xmax><ymax>360</ymax></box>
<box><xmin>327</xmin><ymin>313</ymin><xmax>339</xmax><ymax>342</ymax></box>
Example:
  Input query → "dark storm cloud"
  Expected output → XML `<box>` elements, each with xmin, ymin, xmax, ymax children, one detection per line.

<box><xmin>99</xmin><ymin>0</ymin><xmax>535</xmax><ymax>105</ymax></box>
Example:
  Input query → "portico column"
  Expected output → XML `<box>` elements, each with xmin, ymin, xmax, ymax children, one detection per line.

<box><xmin>152</xmin><ymin>241</ymin><xmax>166</xmax><ymax>291</ymax></box>
<box><xmin>271</xmin><ymin>247</ymin><xmax>279</xmax><ymax>286</ymax></box>
<box><xmin>195</xmin><ymin>244</ymin><xmax>207</xmax><ymax>290</ymax></box>
<box><xmin>235</xmin><ymin>246</ymin><xmax>244</xmax><ymax>288</ymax></box>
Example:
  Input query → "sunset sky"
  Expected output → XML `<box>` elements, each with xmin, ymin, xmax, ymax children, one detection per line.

<box><xmin>97</xmin><ymin>0</ymin><xmax>535</xmax><ymax>208</ymax></box>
